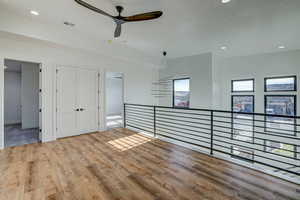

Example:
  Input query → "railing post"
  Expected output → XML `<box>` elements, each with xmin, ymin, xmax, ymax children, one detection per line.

<box><xmin>154</xmin><ymin>106</ymin><xmax>156</xmax><ymax>137</ymax></box>
<box><xmin>210</xmin><ymin>110</ymin><xmax>214</xmax><ymax>155</ymax></box>
<box><xmin>123</xmin><ymin>103</ymin><xmax>126</xmax><ymax>128</ymax></box>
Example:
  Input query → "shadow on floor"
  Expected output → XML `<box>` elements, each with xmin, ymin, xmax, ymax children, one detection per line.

<box><xmin>4</xmin><ymin>124</ymin><xmax>39</xmax><ymax>147</ymax></box>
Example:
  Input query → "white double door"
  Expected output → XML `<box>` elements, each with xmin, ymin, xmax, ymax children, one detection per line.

<box><xmin>56</xmin><ymin>67</ymin><xmax>99</xmax><ymax>138</ymax></box>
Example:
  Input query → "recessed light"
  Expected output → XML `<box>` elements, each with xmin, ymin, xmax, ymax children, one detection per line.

<box><xmin>222</xmin><ymin>0</ymin><xmax>231</xmax><ymax>4</ymax></box>
<box><xmin>278</xmin><ymin>45</ymin><xmax>286</xmax><ymax>49</ymax></box>
<box><xmin>30</xmin><ymin>10</ymin><xmax>39</xmax><ymax>16</ymax></box>
<box><xmin>220</xmin><ymin>46</ymin><xmax>228</xmax><ymax>50</ymax></box>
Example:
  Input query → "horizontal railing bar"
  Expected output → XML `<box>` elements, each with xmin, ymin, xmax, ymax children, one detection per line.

<box><xmin>126</xmin><ymin>108</ymin><xmax>154</xmax><ymax>115</ymax></box>
<box><xmin>126</xmin><ymin>113</ymin><xmax>154</xmax><ymax>121</ymax></box>
<box><xmin>214</xmin><ymin>129</ymin><xmax>300</xmax><ymax>146</ymax></box>
<box><xmin>213</xmin><ymin>133</ymin><xmax>299</xmax><ymax>154</ymax></box>
<box><xmin>126</xmin><ymin>115</ymin><xmax>154</xmax><ymax>123</ymax></box>
<box><xmin>126</xmin><ymin>109</ymin><xmax>154</xmax><ymax>115</ymax></box>
<box><xmin>126</xmin><ymin>119</ymin><xmax>154</xmax><ymax>129</ymax></box>
<box><xmin>125</xmin><ymin>121</ymin><xmax>154</xmax><ymax>131</ymax></box>
<box><xmin>214</xmin><ymin>119</ymin><xmax>299</xmax><ymax>134</ymax></box>
<box><xmin>214</xmin><ymin>124</ymin><xmax>253</xmax><ymax>133</ymax></box>
<box><xmin>125</xmin><ymin>107</ymin><xmax>154</xmax><ymax>113</ymax></box>
<box><xmin>156</xmin><ymin>109</ymin><xmax>211</xmax><ymax>117</ymax></box>
<box><xmin>213</xmin><ymin>139</ymin><xmax>298</xmax><ymax>161</ymax></box>
<box><xmin>156</xmin><ymin>113</ymin><xmax>211</xmax><ymax>122</ymax></box>
<box><xmin>157</xmin><ymin>120</ymin><xmax>211</xmax><ymax>132</ymax></box>
<box><xmin>157</xmin><ymin>117</ymin><xmax>211</xmax><ymax>127</ymax></box>
<box><xmin>156</xmin><ymin>122</ymin><xmax>211</xmax><ymax>136</ymax></box>
<box><xmin>213</xmin><ymin>143</ymin><xmax>299</xmax><ymax>168</ymax></box>
<box><xmin>156</xmin><ymin>124</ymin><xmax>211</xmax><ymax>137</ymax></box>
<box><xmin>126</xmin><ymin>117</ymin><xmax>154</xmax><ymax>126</ymax></box>
<box><xmin>213</xmin><ymin>114</ymin><xmax>300</xmax><ymax>127</ymax></box>
<box><xmin>211</xmin><ymin>147</ymin><xmax>300</xmax><ymax>176</ymax></box>
<box><xmin>157</xmin><ymin>127</ymin><xmax>211</xmax><ymax>140</ymax></box>
<box><xmin>213</xmin><ymin>124</ymin><xmax>300</xmax><ymax>140</ymax></box>
<box><xmin>125</xmin><ymin>103</ymin><xmax>155</xmax><ymax>108</ymax></box>
<box><xmin>125</xmin><ymin>103</ymin><xmax>300</xmax><ymax>119</ymax></box>
<box><xmin>213</xmin><ymin>143</ymin><xmax>298</xmax><ymax>167</ymax></box>
<box><xmin>126</xmin><ymin>124</ymin><xmax>154</xmax><ymax>134</ymax></box>
<box><xmin>126</xmin><ymin>111</ymin><xmax>154</xmax><ymax>118</ymax></box>
<box><xmin>126</xmin><ymin>106</ymin><xmax>154</xmax><ymax>111</ymax></box>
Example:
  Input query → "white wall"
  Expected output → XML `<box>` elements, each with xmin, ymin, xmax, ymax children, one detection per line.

<box><xmin>159</xmin><ymin>53</ymin><xmax>213</xmax><ymax>109</ymax></box>
<box><xmin>213</xmin><ymin>50</ymin><xmax>300</xmax><ymax>114</ymax></box>
<box><xmin>106</xmin><ymin>75</ymin><xmax>123</xmax><ymax>116</ymax></box>
<box><xmin>4</xmin><ymin>71</ymin><xmax>21</xmax><ymax>125</ymax></box>
<box><xmin>0</xmin><ymin>31</ymin><xmax>159</xmax><ymax>149</ymax></box>
<box><xmin>21</xmin><ymin>62</ymin><xmax>39</xmax><ymax>129</ymax></box>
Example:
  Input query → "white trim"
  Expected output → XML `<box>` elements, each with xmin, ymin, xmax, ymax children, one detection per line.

<box><xmin>0</xmin><ymin>58</ymin><xmax>4</xmax><ymax>149</ymax></box>
<box><xmin>54</xmin><ymin>65</ymin><xmax>103</xmax><ymax>139</ymax></box>
<box><xmin>1</xmin><ymin>58</ymin><xmax>43</xmax><ymax>148</ymax></box>
<box><xmin>104</xmin><ymin>71</ymin><xmax>125</xmax><ymax>130</ymax></box>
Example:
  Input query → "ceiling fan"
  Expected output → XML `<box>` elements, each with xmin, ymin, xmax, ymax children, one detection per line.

<box><xmin>74</xmin><ymin>0</ymin><xmax>163</xmax><ymax>38</ymax></box>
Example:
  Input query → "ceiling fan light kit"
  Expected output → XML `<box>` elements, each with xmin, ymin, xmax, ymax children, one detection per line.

<box><xmin>74</xmin><ymin>0</ymin><xmax>163</xmax><ymax>38</ymax></box>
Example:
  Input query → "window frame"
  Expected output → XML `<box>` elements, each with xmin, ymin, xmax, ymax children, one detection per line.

<box><xmin>264</xmin><ymin>95</ymin><xmax>297</xmax><ymax>158</ymax></box>
<box><xmin>172</xmin><ymin>78</ymin><xmax>191</xmax><ymax>108</ymax></box>
<box><xmin>264</xmin><ymin>75</ymin><xmax>297</xmax><ymax>92</ymax></box>
<box><xmin>231</xmin><ymin>78</ymin><xmax>255</xmax><ymax>93</ymax></box>
<box><xmin>231</xmin><ymin>95</ymin><xmax>255</xmax><ymax>144</ymax></box>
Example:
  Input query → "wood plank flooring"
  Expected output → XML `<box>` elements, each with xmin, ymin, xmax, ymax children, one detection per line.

<box><xmin>0</xmin><ymin>128</ymin><xmax>299</xmax><ymax>200</ymax></box>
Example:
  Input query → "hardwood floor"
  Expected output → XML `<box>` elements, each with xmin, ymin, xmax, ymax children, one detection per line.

<box><xmin>0</xmin><ymin>128</ymin><xmax>299</xmax><ymax>200</ymax></box>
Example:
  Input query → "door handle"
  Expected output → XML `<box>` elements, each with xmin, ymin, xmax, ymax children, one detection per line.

<box><xmin>80</xmin><ymin>108</ymin><xmax>85</xmax><ymax>111</ymax></box>
<box><xmin>75</xmin><ymin>108</ymin><xmax>80</xmax><ymax>111</ymax></box>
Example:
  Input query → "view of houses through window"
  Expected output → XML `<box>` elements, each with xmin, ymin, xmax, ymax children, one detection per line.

<box><xmin>265</xmin><ymin>76</ymin><xmax>297</xmax><ymax>92</ymax></box>
<box><xmin>231</xmin><ymin>95</ymin><xmax>255</xmax><ymax>161</ymax></box>
<box><xmin>173</xmin><ymin>78</ymin><xmax>190</xmax><ymax>108</ymax></box>
<box><xmin>265</xmin><ymin>95</ymin><xmax>296</xmax><ymax>158</ymax></box>
<box><xmin>230</xmin><ymin>76</ymin><xmax>297</xmax><ymax>161</ymax></box>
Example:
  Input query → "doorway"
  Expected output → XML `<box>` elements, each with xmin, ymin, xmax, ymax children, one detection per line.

<box><xmin>4</xmin><ymin>59</ymin><xmax>40</xmax><ymax>147</ymax></box>
<box><xmin>105</xmin><ymin>72</ymin><xmax>124</xmax><ymax>129</ymax></box>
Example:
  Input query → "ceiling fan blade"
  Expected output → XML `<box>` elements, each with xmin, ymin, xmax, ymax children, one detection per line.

<box><xmin>123</xmin><ymin>11</ymin><xmax>163</xmax><ymax>22</ymax></box>
<box><xmin>74</xmin><ymin>0</ymin><xmax>113</xmax><ymax>18</ymax></box>
<box><xmin>114</xmin><ymin>24</ymin><xmax>122</xmax><ymax>38</ymax></box>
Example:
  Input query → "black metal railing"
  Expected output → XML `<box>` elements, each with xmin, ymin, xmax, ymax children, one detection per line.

<box><xmin>124</xmin><ymin>103</ymin><xmax>300</xmax><ymax>181</ymax></box>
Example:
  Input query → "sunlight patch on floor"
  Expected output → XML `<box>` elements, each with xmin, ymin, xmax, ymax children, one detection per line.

<box><xmin>107</xmin><ymin>134</ymin><xmax>152</xmax><ymax>152</ymax></box>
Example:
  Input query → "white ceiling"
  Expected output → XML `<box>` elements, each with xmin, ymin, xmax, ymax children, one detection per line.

<box><xmin>1</xmin><ymin>0</ymin><xmax>300</xmax><ymax>59</ymax></box>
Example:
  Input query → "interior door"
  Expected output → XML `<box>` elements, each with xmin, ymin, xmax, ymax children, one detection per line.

<box><xmin>56</xmin><ymin>67</ymin><xmax>78</xmax><ymax>138</ymax></box>
<box><xmin>21</xmin><ymin>63</ymin><xmax>39</xmax><ymax>129</ymax></box>
<box><xmin>77</xmin><ymin>69</ymin><xmax>99</xmax><ymax>133</ymax></box>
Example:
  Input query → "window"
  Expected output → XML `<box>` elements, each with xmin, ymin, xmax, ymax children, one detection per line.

<box><xmin>232</xmin><ymin>96</ymin><xmax>254</xmax><ymax>143</ymax></box>
<box><xmin>232</xmin><ymin>79</ymin><xmax>254</xmax><ymax>92</ymax></box>
<box><xmin>265</xmin><ymin>95</ymin><xmax>296</xmax><ymax>158</ymax></box>
<box><xmin>231</xmin><ymin>146</ymin><xmax>254</xmax><ymax>161</ymax></box>
<box><xmin>264</xmin><ymin>76</ymin><xmax>297</xmax><ymax>92</ymax></box>
<box><xmin>173</xmin><ymin>78</ymin><xmax>190</xmax><ymax>108</ymax></box>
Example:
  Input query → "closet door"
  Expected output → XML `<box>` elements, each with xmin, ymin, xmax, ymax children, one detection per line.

<box><xmin>77</xmin><ymin>69</ymin><xmax>99</xmax><ymax>133</ymax></box>
<box><xmin>56</xmin><ymin>67</ymin><xmax>78</xmax><ymax>138</ymax></box>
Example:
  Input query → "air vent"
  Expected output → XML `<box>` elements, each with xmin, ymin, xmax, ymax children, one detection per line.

<box><xmin>64</xmin><ymin>21</ymin><xmax>75</xmax><ymax>27</ymax></box>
